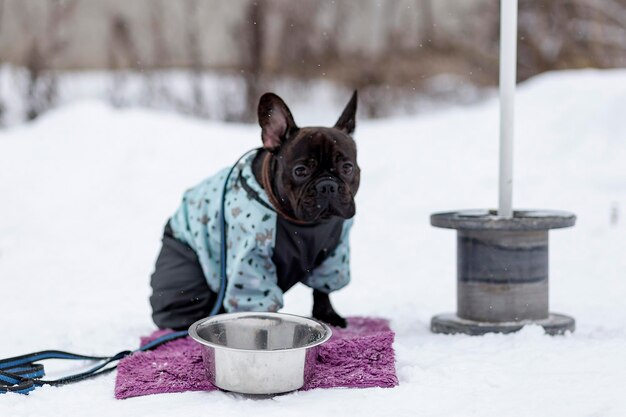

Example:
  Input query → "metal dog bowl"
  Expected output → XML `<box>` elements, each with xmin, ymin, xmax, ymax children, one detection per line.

<box><xmin>189</xmin><ymin>312</ymin><xmax>332</xmax><ymax>394</ymax></box>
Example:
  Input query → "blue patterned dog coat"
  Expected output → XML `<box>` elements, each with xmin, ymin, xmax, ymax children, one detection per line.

<box><xmin>168</xmin><ymin>151</ymin><xmax>353</xmax><ymax>313</ymax></box>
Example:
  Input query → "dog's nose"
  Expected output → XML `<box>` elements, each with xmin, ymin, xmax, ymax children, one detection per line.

<box><xmin>316</xmin><ymin>179</ymin><xmax>338</xmax><ymax>195</ymax></box>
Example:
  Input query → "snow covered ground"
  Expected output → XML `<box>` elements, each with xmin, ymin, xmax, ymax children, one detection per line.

<box><xmin>1</xmin><ymin>69</ymin><xmax>625</xmax><ymax>417</ymax></box>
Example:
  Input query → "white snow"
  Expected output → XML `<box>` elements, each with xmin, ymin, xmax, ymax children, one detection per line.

<box><xmin>1</xmin><ymin>68</ymin><xmax>625</xmax><ymax>417</ymax></box>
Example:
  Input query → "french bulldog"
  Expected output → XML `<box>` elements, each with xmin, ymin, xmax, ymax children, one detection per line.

<box><xmin>150</xmin><ymin>92</ymin><xmax>359</xmax><ymax>329</ymax></box>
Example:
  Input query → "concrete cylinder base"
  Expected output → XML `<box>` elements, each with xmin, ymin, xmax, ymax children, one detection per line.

<box><xmin>431</xmin><ymin>312</ymin><xmax>575</xmax><ymax>336</ymax></box>
<box><xmin>430</xmin><ymin>209</ymin><xmax>576</xmax><ymax>336</ymax></box>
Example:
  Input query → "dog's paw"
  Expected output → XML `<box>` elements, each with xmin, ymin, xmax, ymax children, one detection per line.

<box><xmin>313</xmin><ymin>311</ymin><xmax>347</xmax><ymax>328</ymax></box>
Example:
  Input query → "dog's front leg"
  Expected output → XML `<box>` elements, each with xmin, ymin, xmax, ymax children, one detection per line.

<box><xmin>312</xmin><ymin>289</ymin><xmax>347</xmax><ymax>328</ymax></box>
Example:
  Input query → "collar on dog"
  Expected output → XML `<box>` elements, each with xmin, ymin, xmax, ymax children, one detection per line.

<box><xmin>261</xmin><ymin>152</ymin><xmax>311</xmax><ymax>225</ymax></box>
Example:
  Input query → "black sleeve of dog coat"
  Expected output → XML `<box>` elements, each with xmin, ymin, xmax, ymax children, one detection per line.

<box><xmin>149</xmin><ymin>221</ymin><xmax>220</xmax><ymax>330</ymax></box>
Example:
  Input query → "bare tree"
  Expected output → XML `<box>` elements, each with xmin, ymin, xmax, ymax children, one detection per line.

<box><xmin>238</xmin><ymin>0</ymin><xmax>268</xmax><ymax>122</ymax></box>
<box><xmin>142</xmin><ymin>0</ymin><xmax>173</xmax><ymax>109</ymax></box>
<box><xmin>107</xmin><ymin>14</ymin><xmax>139</xmax><ymax>107</ymax></box>
<box><xmin>184</xmin><ymin>0</ymin><xmax>207</xmax><ymax>118</ymax></box>
<box><xmin>418</xmin><ymin>0</ymin><xmax>436</xmax><ymax>47</ymax></box>
<box><xmin>14</xmin><ymin>0</ymin><xmax>77</xmax><ymax>121</ymax></box>
<box><xmin>518</xmin><ymin>0</ymin><xmax>626</xmax><ymax>80</ymax></box>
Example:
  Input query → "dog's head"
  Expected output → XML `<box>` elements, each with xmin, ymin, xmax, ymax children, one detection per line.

<box><xmin>258</xmin><ymin>92</ymin><xmax>360</xmax><ymax>223</ymax></box>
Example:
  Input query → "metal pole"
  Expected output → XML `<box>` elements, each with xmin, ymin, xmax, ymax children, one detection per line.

<box><xmin>498</xmin><ymin>0</ymin><xmax>517</xmax><ymax>218</ymax></box>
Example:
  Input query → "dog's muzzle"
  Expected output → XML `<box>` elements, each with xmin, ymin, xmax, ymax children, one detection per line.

<box><xmin>297</xmin><ymin>178</ymin><xmax>354</xmax><ymax>221</ymax></box>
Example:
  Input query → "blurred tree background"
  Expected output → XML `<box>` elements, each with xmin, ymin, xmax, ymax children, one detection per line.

<box><xmin>0</xmin><ymin>0</ymin><xmax>624</xmax><ymax>126</ymax></box>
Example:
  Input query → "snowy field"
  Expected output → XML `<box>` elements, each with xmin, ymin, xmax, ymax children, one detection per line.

<box><xmin>1</xmin><ymin>69</ymin><xmax>625</xmax><ymax>417</ymax></box>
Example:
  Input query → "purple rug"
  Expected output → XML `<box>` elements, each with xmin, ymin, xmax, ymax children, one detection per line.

<box><xmin>115</xmin><ymin>317</ymin><xmax>398</xmax><ymax>399</ymax></box>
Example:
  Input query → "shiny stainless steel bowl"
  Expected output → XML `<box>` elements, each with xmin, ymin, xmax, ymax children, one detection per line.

<box><xmin>188</xmin><ymin>312</ymin><xmax>332</xmax><ymax>394</ymax></box>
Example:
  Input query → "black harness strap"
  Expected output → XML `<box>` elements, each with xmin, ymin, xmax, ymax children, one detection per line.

<box><xmin>238</xmin><ymin>170</ymin><xmax>275</xmax><ymax>211</ymax></box>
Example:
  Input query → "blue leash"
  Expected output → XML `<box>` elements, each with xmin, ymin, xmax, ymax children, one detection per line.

<box><xmin>0</xmin><ymin>149</ymin><xmax>258</xmax><ymax>395</ymax></box>
<box><xmin>0</xmin><ymin>331</ymin><xmax>188</xmax><ymax>394</ymax></box>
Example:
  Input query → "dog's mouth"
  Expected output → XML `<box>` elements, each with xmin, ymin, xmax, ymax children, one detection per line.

<box><xmin>295</xmin><ymin>180</ymin><xmax>356</xmax><ymax>222</ymax></box>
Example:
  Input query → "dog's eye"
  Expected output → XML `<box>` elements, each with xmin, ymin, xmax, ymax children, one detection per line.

<box><xmin>293</xmin><ymin>165</ymin><xmax>309</xmax><ymax>178</ymax></box>
<box><xmin>342</xmin><ymin>162</ymin><xmax>354</xmax><ymax>176</ymax></box>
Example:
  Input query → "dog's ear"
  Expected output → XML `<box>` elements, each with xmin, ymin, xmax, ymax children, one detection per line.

<box><xmin>258</xmin><ymin>93</ymin><xmax>297</xmax><ymax>152</ymax></box>
<box><xmin>334</xmin><ymin>90</ymin><xmax>357</xmax><ymax>135</ymax></box>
